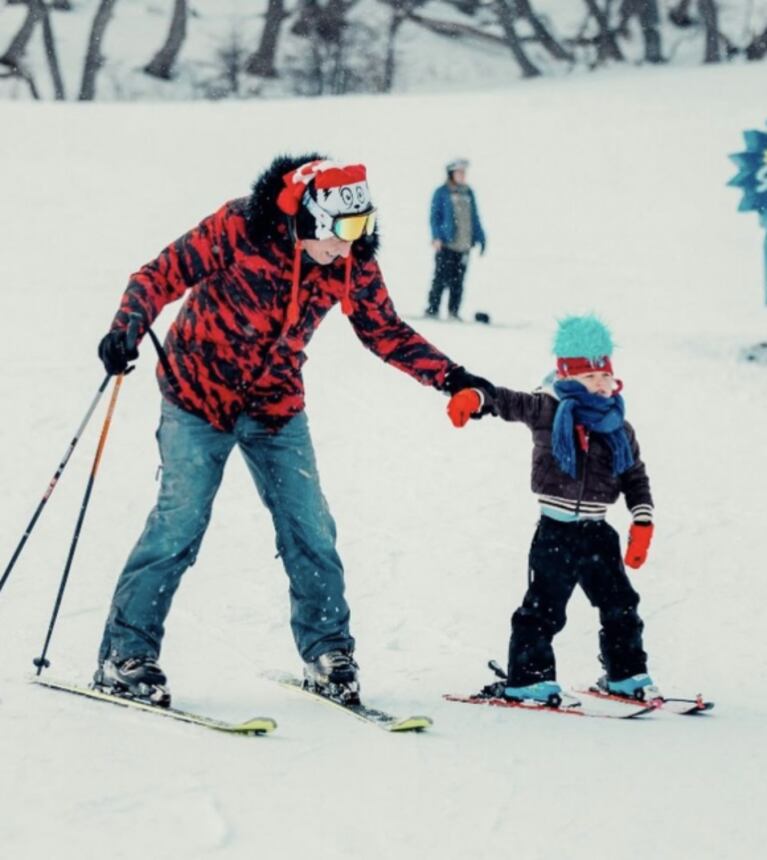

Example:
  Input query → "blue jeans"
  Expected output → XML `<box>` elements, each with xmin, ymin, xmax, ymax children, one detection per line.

<box><xmin>98</xmin><ymin>400</ymin><xmax>354</xmax><ymax>665</ymax></box>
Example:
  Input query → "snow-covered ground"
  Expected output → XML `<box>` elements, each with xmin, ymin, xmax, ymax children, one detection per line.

<box><xmin>1</xmin><ymin>63</ymin><xmax>766</xmax><ymax>859</ymax></box>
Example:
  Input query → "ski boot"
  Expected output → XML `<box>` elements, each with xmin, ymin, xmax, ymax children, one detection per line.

<box><xmin>93</xmin><ymin>656</ymin><xmax>171</xmax><ymax>708</ymax></box>
<box><xmin>597</xmin><ymin>673</ymin><xmax>661</xmax><ymax>703</ymax></box>
<box><xmin>502</xmin><ymin>681</ymin><xmax>571</xmax><ymax>708</ymax></box>
<box><xmin>483</xmin><ymin>660</ymin><xmax>579</xmax><ymax>708</ymax></box>
<box><xmin>303</xmin><ymin>650</ymin><xmax>360</xmax><ymax>705</ymax></box>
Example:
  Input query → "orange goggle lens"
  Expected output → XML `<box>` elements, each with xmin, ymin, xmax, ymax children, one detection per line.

<box><xmin>332</xmin><ymin>210</ymin><xmax>377</xmax><ymax>242</ymax></box>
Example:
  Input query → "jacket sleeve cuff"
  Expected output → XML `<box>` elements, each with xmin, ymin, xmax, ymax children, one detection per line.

<box><xmin>630</xmin><ymin>504</ymin><xmax>654</xmax><ymax>524</ymax></box>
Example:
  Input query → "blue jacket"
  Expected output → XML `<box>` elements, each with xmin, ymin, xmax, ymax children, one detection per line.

<box><xmin>430</xmin><ymin>183</ymin><xmax>486</xmax><ymax>248</ymax></box>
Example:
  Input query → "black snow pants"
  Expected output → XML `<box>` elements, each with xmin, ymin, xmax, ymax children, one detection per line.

<box><xmin>426</xmin><ymin>247</ymin><xmax>468</xmax><ymax>316</ymax></box>
<box><xmin>507</xmin><ymin>517</ymin><xmax>648</xmax><ymax>686</ymax></box>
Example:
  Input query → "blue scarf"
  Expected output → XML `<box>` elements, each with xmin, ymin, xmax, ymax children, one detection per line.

<box><xmin>551</xmin><ymin>380</ymin><xmax>634</xmax><ymax>478</ymax></box>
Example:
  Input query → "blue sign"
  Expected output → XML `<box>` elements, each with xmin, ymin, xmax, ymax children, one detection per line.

<box><xmin>729</xmin><ymin>127</ymin><xmax>767</xmax><ymax>305</ymax></box>
<box><xmin>728</xmin><ymin>128</ymin><xmax>767</xmax><ymax>216</ymax></box>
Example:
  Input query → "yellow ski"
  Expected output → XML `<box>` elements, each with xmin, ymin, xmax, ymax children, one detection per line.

<box><xmin>33</xmin><ymin>677</ymin><xmax>276</xmax><ymax>736</ymax></box>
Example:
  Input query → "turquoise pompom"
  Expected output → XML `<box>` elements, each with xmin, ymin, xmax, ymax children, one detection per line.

<box><xmin>552</xmin><ymin>314</ymin><xmax>614</xmax><ymax>359</ymax></box>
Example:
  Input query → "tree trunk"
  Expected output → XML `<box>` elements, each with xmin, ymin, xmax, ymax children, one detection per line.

<box><xmin>0</xmin><ymin>1</ymin><xmax>42</xmax><ymax>70</ymax></box>
<box><xmin>582</xmin><ymin>0</ymin><xmax>624</xmax><ymax>61</ymax></box>
<box><xmin>79</xmin><ymin>0</ymin><xmax>120</xmax><ymax>100</ymax></box>
<box><xmin>493</xmin><ymin>0</ymin><xmax>542</xmax><ymax>77</ymax></box>
<box><xmin>35</xmin><ymin>0</ymin><xmax>66</xmax><ymax>99</ymax></box>
<box><xmin>516</xmin><ymin>0</ymin><xmax>573</xmax><ymax>61</ymax></box>
<box><xmin>637</xmin><ymin>0</ymin><xmax>663</xmax><ymax>62</ymax></box>
<box><xmin>383</xmin><ymin>10</ymin><xmax>406</xmax><ymax>92</ymax></box>
<box><xmin>697</xmin><ymin>0</ymin><xmax>720</xmax><ymax>63</ymax></box>
<box><xmin>144</xmin><ymin>0</ymin><xmax>187</xmax><ymax>80</ymax></box>
<box><xmin>245</xmin><ymin>0</ymin><xmax>288</xmax><ymax>77</ymax></box>
<box><xmin>620</xmin><ymin>0</ymin><xmax>663</xmax><ymax>62</ymax></box>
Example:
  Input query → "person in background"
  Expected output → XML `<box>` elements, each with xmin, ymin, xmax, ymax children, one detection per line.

<box><xmin>425</xmin><ymin>158</ymin><xmax>486</xmax><ymax>321</ymax></box>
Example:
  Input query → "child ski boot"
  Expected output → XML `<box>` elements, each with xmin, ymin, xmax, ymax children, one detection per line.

<box><xmin>484</xmin><ymin>660</ymin><xmax>580</xmax><ymax>708</ymax></box>
<box><xmin>597</xmin><ymin>673</ymin><xmax>661</xmax><ymax>703</ymax></box>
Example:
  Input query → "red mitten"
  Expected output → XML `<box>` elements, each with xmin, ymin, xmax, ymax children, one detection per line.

<box><xmin>624</xmin><ymin>522</ymin><xmax>654</xmax><ymax>570</ymax></box>
<box><xmin>447</xmin><ymin>389</ymin><xmax>481</xmax><ymax>428</ymax></box>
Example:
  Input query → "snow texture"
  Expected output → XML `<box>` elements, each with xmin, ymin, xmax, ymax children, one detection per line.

<box><xmin>1</xmin><ymin>61</ymin><xmax>767</xmax><ymax>859</ymax></box>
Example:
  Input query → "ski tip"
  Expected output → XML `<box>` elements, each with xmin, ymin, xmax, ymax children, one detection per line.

<box><xmin>237</xmin><ymin>717</ymin><xmax>278</xmax><ymax>734</ymax></box>
<box><xmin>387</xmin><ymin>716</ymin><xmax>433</xmax><ymax>732</ymax></box>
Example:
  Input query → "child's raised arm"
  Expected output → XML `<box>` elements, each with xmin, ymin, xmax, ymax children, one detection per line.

<box><xmin>446</xmin><ymin>385</ymin><xmax>545</xmax><ymax>429</ymax></box>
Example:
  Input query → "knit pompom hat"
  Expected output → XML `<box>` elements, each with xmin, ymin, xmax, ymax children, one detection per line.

<box><xmin>275</xmin><ymin>159</ymin><xmax>373</xmax><ymax>327</ymax></box>
<box><xmin>553</xmin><ymin>314</ymin><xmax>614</xmax><ymax>377</ymax></box>
<box><xmin>277</xmin><ymin>160</ymin><xmax>372</xmax><ymax>240</ymax></box>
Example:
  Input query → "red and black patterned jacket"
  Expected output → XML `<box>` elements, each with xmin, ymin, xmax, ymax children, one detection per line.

<box><xmin>109</xmin><ymin>154</ymin><xmax>458</xmax><ymax>432</ymax></box>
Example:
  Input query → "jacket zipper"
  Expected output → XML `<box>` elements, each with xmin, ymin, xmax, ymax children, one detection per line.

<box><xmin>575</xmin><ymin>427</ymin><xmax>590</xmax><ymax>517</ymax></box>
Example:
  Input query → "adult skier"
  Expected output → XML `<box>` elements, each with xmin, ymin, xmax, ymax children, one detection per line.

<box><xmin>94</xmin><ymin>154</ymin><xmax>493</xmax><ymax>707</ymax></box>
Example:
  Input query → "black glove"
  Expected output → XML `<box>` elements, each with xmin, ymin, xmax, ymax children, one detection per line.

<box><xmin>443</xmin><ymin>365</ymin><xmax>496</xmax><ymax>399</ymax></box>
<box><xmin>98</xmin><ymin>326</ymin><xmax>139</xmax><ymax>375</ymax></box>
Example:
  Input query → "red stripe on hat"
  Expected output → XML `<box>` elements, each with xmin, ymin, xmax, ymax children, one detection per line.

<box><xmin>556</xmin><ymin>356</ymin><xmax>613</xmax><ymax>376</ymax></box>
<box><xmin>314</xmin><ymin>165</ymin><xmax>367</xmax><ymax>188</ymax></box>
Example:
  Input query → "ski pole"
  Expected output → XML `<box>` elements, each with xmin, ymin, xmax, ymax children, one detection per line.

<box><xmin>33</xmin><ymin>374</ymin><xmax>125</xmax><ymax>675</ymax></box>
<box><xmin>0</xmin><ymin>374</ymin><xmax>111</xmax><ymax>596</ymax></box>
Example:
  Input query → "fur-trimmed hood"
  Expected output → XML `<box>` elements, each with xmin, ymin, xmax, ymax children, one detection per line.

<box><xmin>245</xmin><ymin>153</ymin><xmax>380</xmax><ymax>262</ymax></box>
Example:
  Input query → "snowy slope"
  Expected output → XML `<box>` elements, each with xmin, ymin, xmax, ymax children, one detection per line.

<box><xmin>1</xmin><ymin>63</ymin><xmax>767</xmax><ymax>859</ymax></box>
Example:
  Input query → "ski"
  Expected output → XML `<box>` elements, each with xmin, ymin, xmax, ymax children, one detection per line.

<box><xmin>444</xmin><ymin>692</ymin><xmax>656</xmax><ymax>720</ymax></box>
<box><xmin>266</xmin><ymin>671</ymin><xmax>432</xmax><ymax>732</ymax></box>
<box><xmin>33</xmin><ymin>677</ymin><xmax>277</xmax><ymax>736</ymax></box>
<box><xmin>405</xmin><ymin>313</ymin><xmax>515</xmax><ymax>330</ymax></box>
<box><xmin>577</xmin><ymin>686</ymin><xmax>714</xmax><ymax>716</ymax></box>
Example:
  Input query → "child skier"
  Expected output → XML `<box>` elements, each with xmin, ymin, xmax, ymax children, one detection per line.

<box><xmin>447</xmin><ymin>315</ymin><xmax>658</xmax><ymax>706</ymax></box>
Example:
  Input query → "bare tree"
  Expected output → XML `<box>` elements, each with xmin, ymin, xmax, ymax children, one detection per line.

<box><xmin>403</xmin><ymin>9</ymin><xmax>508</xmax><ymax>46</ymax></box>
<box><xmin>36</xmin><ymin>0</ymin><xmax>66</xmax><ymax>99</ymax></box>
<box><xmin>0</xmin><ymin>1</ymin><xmax>43</xmax><ymax>70</ymax></box>
<box><xmin>493</xmin><ymin>0</ymin><xmax>542</xmax><ymax>78</ymax></box>
<box><xmin>379</xmin><ymin>0</ymin><xmax>485</xmax><ymax>92</ymax></box>
<box><xmin>1</xmin><ymin>1</ymin><xmax>65</xmax><ymax>99</ymax></box>
<box><xmin>144</xmin><ymin>0</ymin><xmax>187</xmax><ymax>80</ymax></box>
<box><xmin>514</xmin><ymin>0</ymin><xmax>573</xmax><ymax>62</ymax></box>
<box><xmin>697</xmin><ymin>0</ymin><xmax>720</xmax><ymax>62</ymax></box>
<box><xmin>574</xmin><ymin>0</ymin><xmax>625</xmax><ymax>64</ymax></box>
<box><xmin>79</xmin><ymin>0</ymin><xmax>120</xmax><ymax>100</ymax></box>
<box><xmin>381</xmin><ymin>0</ymin><xmax>419</xmax><ymax>92</ymax></box>
<box><xmin>245</xmin><ymin>0</ymin><xmax>289</xmax><ymax>77</ymax></box>
<box><xmin>216</xmin><ymin>28</ymin><xmax>248</xmax><ymax>96</ymax></box>
<box><xmin>617</xmin><ymin>0</ymin><xmax>663</xmax><ymax>62</ymax></box>
<box><xmin>418</xmin><ymin>0</ymin><xmax>571</xmax><ymax>78</ymax></box>
<box><xmin>287</xmin><ymin>0</ymin><xmax>384</xmax><ymax>95</ymax></box>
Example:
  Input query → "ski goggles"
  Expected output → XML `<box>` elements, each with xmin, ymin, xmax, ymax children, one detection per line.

<box><xmin>332</xmin><ymin>210</ymin><xmax>377</xmax><ymax>242</ymax></box>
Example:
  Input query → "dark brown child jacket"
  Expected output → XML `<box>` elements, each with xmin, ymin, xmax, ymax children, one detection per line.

<box><xmin>487</xmin><ymin>386</ymin><xmax>654</xmax><ymax>517</ymax></box>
